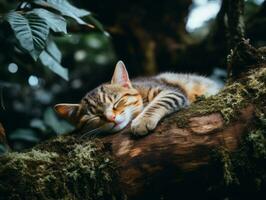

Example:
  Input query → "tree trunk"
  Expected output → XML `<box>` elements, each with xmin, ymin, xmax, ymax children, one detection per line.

<box><xmin>0</xmin><ymin>64</ymin><xmax>265</xmax><ymax>200</ymax></box>
<box><xmin>73</xmin><ymin>0</ymin><xmax>266</xmax><ymax>76</ymax></box>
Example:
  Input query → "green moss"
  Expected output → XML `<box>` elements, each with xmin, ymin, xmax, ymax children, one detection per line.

<box><xmin>0</xmin><ymin>67</ymin><xmax>265</xmax><ymax>199</ymax></box>
<box><xmin>174</xmin><ymin>82</ymin><xmax>247</xmax><ymax>127</ymax></box>
<box><xmin>174</xmin><ymin>67</ymin><xmax>266</xmax><ymax>128</ymax></box>
<box><xmin>0</xmin><ymin>136</ymin><xmax>119</xmax><ymax>200</ymax></box>
<box><xmin>6</xmin><ymin>149</ymin><xmax>59</xmax><ymax>163</ymax></box>
<box><xmin>247</xmin><ymin>67</ymin><xmax>266</xmax><ymax>99</ymax></box>
<box><xmin>65</xmin><ymin>141</ymin><xmax>117</xmax><ymax>199</ymax></box>
<box><xmin>192</xmin><ymin>66</ymin><xmax>266</xmax><ymax>197</ymax></box>
<box><xmin>246</xmin><ymin>130</ymin><xmax>266</xmax><ymax>159</ymax></box>
<box><xmin>0</xmin><ymin>150</ymin><xmax>60</xmax><ymax>199</ymax></box>
<box><xmin>214</xmin><ymin>147</ymin><xmax>239</xmax><ymax>186</ymax></box>
<box><xmin>210</xmin><ymin>106</ymin><xmax>266</xmax><ymax>196</ymax></box>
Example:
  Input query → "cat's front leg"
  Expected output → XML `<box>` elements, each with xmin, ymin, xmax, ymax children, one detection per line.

<box><xmin>131</xmin><ymin>90</ymin><xmax>188</xmax><ymax>136</ymax></box>
<box><xmin>131</xmin><ymin>113</ymin><xmax>160</xmax><ymax>136</ymax></box>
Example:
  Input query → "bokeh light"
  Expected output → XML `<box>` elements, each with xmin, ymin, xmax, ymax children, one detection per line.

<box><xmin>8</xmin><ymin>63</ymin><xmax>18</xmax><ymax>73</ymax></box>
<box><xmin>28</xmin><ymin>75</ymin><xmax>39</xmax><ymax>87</ymax></box>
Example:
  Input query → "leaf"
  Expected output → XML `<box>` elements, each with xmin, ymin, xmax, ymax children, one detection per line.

<box><xmin>9</xmin><ymin>129</ymin><xmax>40</xmax><ymax>143</ymax></box>
<box><xmin>44</xmin><ymin>108</ymin><xmax>74</xmax><ymax>134</ymax></box>
<box><xmin>33</xmin><ymin>0</ymin><xmax>92</xmax><ymax>26</ymax></box>
<box><xmin>87</xmin><ymin>15</ymin><xmax>106</xmax><ymax>33</ymax></box>
<box><xmin>31</xmin><ymin>8</ymin><xmax>67</xmax><ymax>34</ymax></box>
<box><xmin>5</xmin><ymin>11</ymin><xmax>49</xmax><ymax>60</ymax></box>
<box><xmin>30</xmin><ymin>119</ymin><xmax>47</xmax><ymax>132</ymax></box>
<box><xmin>39</xmin><ymin>50</ymin><xmax>68</xmax><ymax>80</ymax></box>
<box><xmin>46</xmin><ymin>39</ymin><xmax>62</xmax><ymax>62</ymax></box>
<box><xmin>0</xmin><ymin>144</ymin><xmax>8</xmax><ymax>154</ymax></box>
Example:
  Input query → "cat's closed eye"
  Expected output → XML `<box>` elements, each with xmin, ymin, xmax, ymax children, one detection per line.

<box><xmin>86</xmin><ymin>106</ymin><xmax>96</xmax><ymax>115</ymax></box>
<box><xmin>114</xmin><ymin>98</ymin><xmax>127</xmax><ymax>109</ymax></box>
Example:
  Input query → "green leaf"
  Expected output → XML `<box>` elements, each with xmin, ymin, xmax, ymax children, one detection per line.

<box><xmin>46</xmin><ymin>39</ymin><xmax>62</xmax><ymax>62</ymax></box>
<box><xmin>33</xmin><ymin>0</ymin><xmax>91</xmax><ymax>25</ymax></box>
<box><xmin>9</xmin><ymin>129</ymin><xmax>40</xmax><ymax>143</ymax></box>
<box><xmin>5</xmin><ymin>11</ymin><xmax>49</xmax><ymax>60</ymax></box>
<box><xmin>31</xmin><ymin>8</ymin><xmax>67</xmax><ymax>34</ymax></box>
<box><xmin>30</xmin><ymin>118</ymin><xmax>47</xmax><ymax>132</ymax></box>
<box><xmin>44</xmin><ymin>108</ymin><xmax>74</xmax><ymax>134</ymax></box>
<box><xmin>39</xmin><ymin>51</ymin><xmax>68</xmax><ymax>80</ymax></box>
<box><xmin>0</xmin><ymin>144</ymin><xmax>8</xmax><ymax>154</ymax></box>
<box><xmin>87</xmin><ymin>15</ymin><xmax>106</xmax><ymax>34</ymax></box>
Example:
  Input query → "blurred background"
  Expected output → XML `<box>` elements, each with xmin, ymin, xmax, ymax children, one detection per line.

<box><xmin>0</xmin><ymin>0</ymin><xmax>265</xmax><ymax>151</ymax></box>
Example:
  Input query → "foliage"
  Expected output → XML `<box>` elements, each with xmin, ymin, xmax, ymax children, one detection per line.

<box><xmin>0</xmin><ymin>0</ymin><xmax>97</xmax><ymax>80</ymax></box>
<box><xmin>0</xmin><ymin>0</ymin><xmax>264</xmax><ymax>153</ymax></box>
<box><xmin>0</xmin><ymin>1</ymin><xmax>116</xmax><ymax>152</ymax></box>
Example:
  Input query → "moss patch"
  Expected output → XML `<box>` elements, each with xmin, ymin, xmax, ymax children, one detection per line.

<box><xmin>0</xmin><ymin>135</ymin><xmax>120</xmax><ymax>200</ymax></box>
<box><xmin>215</xmin><ymin>147</ymin><xmax>239</xmax><ymax>186</ymax></box>
<box><xmin>170</xmin><ymin>66</ymin><xmax>266</xmax><ymax>198</ymax></box>
<box><xmin>0</xmin><ymin>66</ymin><xmax>265</xmax><ymax>199</ymax></box>
<box><xmin>173</xmin><ymin>66</ymin><xmax>266</xmax><ymax>128</ymax></box>
<box><xmin>210</xmin><ymin>106</ymin><xmax>266</xmax><ymax>198</ymax></box>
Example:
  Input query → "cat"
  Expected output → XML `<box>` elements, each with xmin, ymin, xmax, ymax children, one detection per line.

<box><xmin>54</xmin><ymin>60</ymin><xmax>221</xmax><ymax>137</ymax></box>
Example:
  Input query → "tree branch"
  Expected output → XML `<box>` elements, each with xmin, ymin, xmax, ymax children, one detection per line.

<box><xmin>225</xmin><ymin>0</ymin><xmax>245</xmax><ymax>50</ymax></box>
<box><xmin>0</xmin><ymin>64</ymin><xmax>265</xmax><ymax>199</ymax></box>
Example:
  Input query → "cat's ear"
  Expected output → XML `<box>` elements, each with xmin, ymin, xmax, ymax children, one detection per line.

<box><xmin>54</xmin><ymin>103</ymin><xmax>80</xmax><ymax>122</ymax></box>
<box><xmin>111</xmin><ymin>60</ymin><xmax>132</xmax><ymax>88</ymax></box>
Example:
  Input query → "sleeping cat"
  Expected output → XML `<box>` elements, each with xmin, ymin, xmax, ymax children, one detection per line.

<box><xmin>54</xmin><ymin>61</ymin><xmax>221</xmax><ymax>136</ymax></box>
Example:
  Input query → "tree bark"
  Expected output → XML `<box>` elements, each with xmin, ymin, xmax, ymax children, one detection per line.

<box><xmin>102</xmin><ymin>105</ymin><xmax>255</xmax><ymax>199</ymax></box>
<box><xmin>0</xmin><ymin>64</ymin><xmax>265</xmax><ymax>200</ymax></box>
<box><xmin>225</xmin><ymin>0</ymin><xmax>245</xmax><ymax>50</ymax></box>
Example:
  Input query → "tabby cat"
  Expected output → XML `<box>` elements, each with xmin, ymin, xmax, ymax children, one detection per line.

<box><xmin>54</xmin><ymin>61</ymin><xmax>221</xmax><ymax>136</ymax></box>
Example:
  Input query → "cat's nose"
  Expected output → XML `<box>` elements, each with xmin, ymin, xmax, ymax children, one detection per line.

<box><xmin>105</xmin><ymin>113</ymin><xmax>116</xmax><ymax>123</ymax></box>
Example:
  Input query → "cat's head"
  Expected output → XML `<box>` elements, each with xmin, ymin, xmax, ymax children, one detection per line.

<box><xmin>54</xmin><ymin>61</ymin><xmax>143</xmax><ymax>134</ymax></box>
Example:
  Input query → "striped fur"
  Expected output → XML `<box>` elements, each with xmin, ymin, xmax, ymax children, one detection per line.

<box><xmin>54</xmin><ymin>61</ymin><xmax>221</xmax><ymax>136</ymax></box>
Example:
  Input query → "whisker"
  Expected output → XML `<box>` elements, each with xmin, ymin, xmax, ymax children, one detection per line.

<box><xmin>80</xmin><ymin>126</ymin><xmax>103</xmax><ymax>139</ymax></box>
<box><xmin>78</xmin><ymin>116</ymin><xmax>98</xmax><ymax>129</ymax></box>
<box><xmin>80</xmin><ymin>123</ymin><xmax>115</xmax><ymax>139</ymax></box>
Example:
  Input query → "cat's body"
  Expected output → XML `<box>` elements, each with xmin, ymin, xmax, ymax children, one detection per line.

<box><xmin>133</xmin><ymin>72</ymin><xmax>220</xmax><ymax>104</ymax></box>
<box><xmin>55</xmin><ymin>61</ymin><xmax>221</xmax><ymax>136</ymax></box>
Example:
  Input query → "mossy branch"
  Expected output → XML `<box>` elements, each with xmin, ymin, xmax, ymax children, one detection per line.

<box><xmin>0</xmin><ymin>65</ymin><xmax>265</xmax><ymax>199</ymax></box>
<box><xmin>0</xmin><ymin>136</ymin><xmax>120</xmax><ymax>200</ymax></box>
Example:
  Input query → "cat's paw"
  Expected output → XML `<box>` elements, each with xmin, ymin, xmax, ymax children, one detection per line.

<box><xmin>131</xmin><ymin>117</ymin><xmax>158</xmax><ymax>136</ymax></box>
